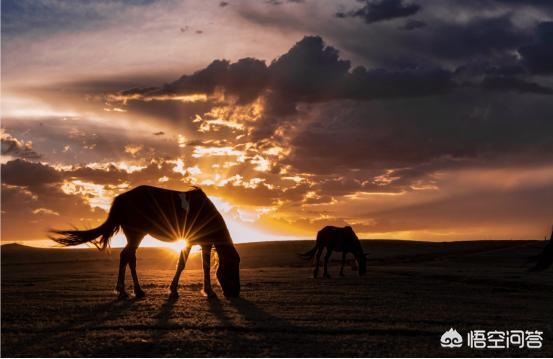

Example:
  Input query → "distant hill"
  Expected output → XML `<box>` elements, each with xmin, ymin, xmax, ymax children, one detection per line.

<box><xmin>2</xmin><ymin>239</ymin><xmax>549</xmax><ymax>270</ymax></box>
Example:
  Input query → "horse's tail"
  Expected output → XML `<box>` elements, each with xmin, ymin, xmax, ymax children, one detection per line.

<box><xmin>298</xmin><ymin>245</ymin><xmax>318</xmax><ymax>261</ymax></box>
<box><xmin>49</xmin><ymin>198</ymin><xmax>121</xmax><ymax>251</ymax></box>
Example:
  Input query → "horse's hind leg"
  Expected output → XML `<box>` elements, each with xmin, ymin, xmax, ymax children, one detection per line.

<box><xmin>323</xmin><ymin>248</ymin><xmax>333</xmax><ymax>278</ymax></box>
<box><xmin>116</xmin><ymin>246</ymin><xmax>130</xmax><ymax>299</ymax></box>
<box><xmin>122</xmin><ymin>229</ymin><xmax>145</xmax><ymax>298</ymax></box>
<box><xmin>128</xmin><ymin>247</ymin><xmax>145</xmax><ymax>298</ymax></box>
<box><xmin>170</xmin><ymin>245</ymin><xmax>191</xmax><ymax>296</ymax></box>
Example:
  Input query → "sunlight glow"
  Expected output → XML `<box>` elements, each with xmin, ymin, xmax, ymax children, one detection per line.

<box><xmin>111</xmin><ymin>234</ymin><xmax>199</xmax><ymax>254</ymax></box>
<box><xmin>107</xmin><ymin>93</ymin><xmax>208</xmax><ymax>104</ymax></box>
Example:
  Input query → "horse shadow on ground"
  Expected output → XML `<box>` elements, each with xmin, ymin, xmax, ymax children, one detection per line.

<box><xmin>5</xmin><ymin>298</ymin><xmax>139</xmax><ymax>357</ymax></box>
<box><xmin>206</xmin><ymin>294</ymin><xmax>326</xmax><ymax>357</ymax></box>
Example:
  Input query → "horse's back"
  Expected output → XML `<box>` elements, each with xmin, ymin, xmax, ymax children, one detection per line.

<box><xmin>114</xmin><ymin>185</ymin><xmax>231</xmax><ymax>245</ymax></box>
<box><xmin>317</xmin><ymin>226</ymin><xmax>356</xmax><ymax>251</ymax></box>
<box><xmin>119</xmin><ymin>185</ymin><xmax>195</xmax><ymax>197</ymax></box>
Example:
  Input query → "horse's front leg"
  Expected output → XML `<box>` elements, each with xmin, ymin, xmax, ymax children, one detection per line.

<box><xmin>169</xmin><ymin>245</ymin><xmax>191</xmax><ymax>296</ymax></box>
<box><xmin>313</xmin><ymin>247</ymin><xmax>323</xmax><ymax>278</ymax></box>
<box><xmin>200</xmin><ymin>245</ymin><xmax>216</xmax><ymax>297</ymax></box>
<box><xmin>339</xmin><ymin>251</ymin><xmax>347</xmax><ymax>276</ymax></box>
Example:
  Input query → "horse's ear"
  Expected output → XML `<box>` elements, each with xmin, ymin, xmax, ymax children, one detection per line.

<box><xmin>346</xmin><ymin>225</ymin><xmax>352</xmax><ymax>229</ymax></box>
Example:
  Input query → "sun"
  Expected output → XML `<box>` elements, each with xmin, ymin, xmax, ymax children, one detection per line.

<box><xmin>111</xmin><ymin>233</ymin><xmax>196</xmax><ymax>254</ymax></box>
<box><xmin>157</xmin><ymin>239</ymin><xmax>186</xmax><ymax>254</ymax></box>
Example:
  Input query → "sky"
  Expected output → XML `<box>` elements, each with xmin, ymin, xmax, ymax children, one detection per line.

<box><xmin>1</xmin><ymin>0</ymin><xmax>553</xmax><ymax>246</ymax></box>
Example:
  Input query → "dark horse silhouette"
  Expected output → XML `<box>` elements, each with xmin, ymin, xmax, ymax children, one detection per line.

<box><xmin>529</xmin><ymin>225</ymin><xmax>553</xmax><ymax>272</ymax></box>
<box><xmin>50</xmin><ymin>185</ymin><xmax>240</xmax><ymax>298</ymax></box>
<box><xmin>300</xmin><ymin>226</ymin><xmax>367</xmax><ymax>278</ymax></box>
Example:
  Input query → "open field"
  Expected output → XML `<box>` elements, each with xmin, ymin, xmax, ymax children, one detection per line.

<box><xmin>2</xmin><ymin>240</ymin><xmax>553</xmax><ymax>357</ymax></box>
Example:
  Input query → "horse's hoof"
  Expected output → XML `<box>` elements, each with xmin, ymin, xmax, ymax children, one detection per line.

<box><xmin>323</xmin><ymin>274</ymin><xmax>331</xmax><ymax>278</ymax></box>
<box><xmin>117</xmin><ymin>291</ymin><xmax>129</xmax><ymax>300</ymax></box>
<box><xmin>169</xmin><ymin>290</ymin><xmax>179</xmax><ymax>298</ymax></box>
<box><xmin>200</xmin><ymin>289</ymin><xmax>216</xmax><ymax>298</ymax></box>
<box><xmin>135</xmin><ymin>289</ymin><xmax>146</xmax><ymax>298</ymax></box>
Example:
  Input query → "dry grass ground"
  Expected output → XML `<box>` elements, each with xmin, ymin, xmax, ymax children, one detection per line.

<box><xmin>2</xmin><ymin>240</ymin><xmax>552</xmax><ymax>357</ymax></box>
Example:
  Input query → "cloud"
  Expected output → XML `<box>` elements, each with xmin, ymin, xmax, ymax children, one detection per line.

<box><xmin>2</xmin><ymin>159</ymin><xmax>62</xmax><ymax>187</ymax></box>
<box><xmin>98</xmin><ymin>34</ymin><xmax>552</xmax><ymax>205</ymax></box>
<box><xmin>160</xmin><ymin>58</ymin><xmax>269</xmax><ymax>104</ymax></box>
<box><xmin>417</xmin><ymin>15</ymin><xmax>531</xmax><ymax>61</ymax></box>
<box><xmin>112</xmin><ymin>36</ymin><xmax>454</xmax><ymax>116</ymax></box>
<box><xmin>0</xmin><ymin>159</ymin><xmax>108</xmax><ymax>240</ymax></box>
<box><xmin>357</xmin><ymin>166</ymin><xmax>553</xmax><ymax>239</ymax></box>
<box><xmin>1</xmin><ymin>0</ymin><xmax>155</xmax><ymax>38</ymax></box>
<box><xmin>337</xmin><ymin>0</ymin><xmax>421</xmax><ymax>24</ymax></box>
<box><xmin>400</xmin><ymin>19</ymin><xmax>426</xmax><ymax>30</ymax></box>
<box><xmin>284</xmin><ymin>91</ymin><xmax>553</xmax><ymax>174</ymax></box>
<box><xmin>1</xmin><ymin>130</ymin><xmax>41</xmax><ymax>160</ymax></box>
<box><xmin>518</xmin><ymin>21</ymin><xmax>553</xmax><ymax>74</ymax></box>
<box><xmin>1</xmin><ymin>117</ymin><xmax>181</xmax><ymax>165</ymax></box>
<box><xmin>480</xmin><ymin>76</ymin><xmax>553</xmax><ymax>94</ymax></box>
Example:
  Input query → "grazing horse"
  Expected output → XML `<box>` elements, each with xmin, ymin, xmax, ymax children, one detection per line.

<box><xmin>529</xmin><ymin>226</ymin><xmax>553</xmax><ymax>272</ymax></box>
<box><xmin>50</xmin><ymin>185</ymin><xmax>240</xmax><ymax>298</ymax></box>
<box><xmin>300</xmin><ymin>225</ymin><xmax>367</xmax><ymax>278</ymax></box>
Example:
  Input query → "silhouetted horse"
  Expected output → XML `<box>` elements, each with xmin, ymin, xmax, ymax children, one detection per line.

<box><xmin>50</xmin><ymin>185</ymin><xmax>240</xmax><ymax>298</ymax></box>
<box><xmin>529</xmin><ymin>226</ymin><xmax>553</xmax><ymax>272</ymax></box>
<box><xmin>300</xmin><ymin>226</ymin><xmax>367</xmax><ymax>278</ymax></box>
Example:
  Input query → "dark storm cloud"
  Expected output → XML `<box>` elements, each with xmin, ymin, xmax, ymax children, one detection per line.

<box><xmin>284</xmin><ymin>92</ymin><xmax>553</xmax><ymax>174</ymax></box>
<box><xmin>135</xmin><ymin>26</ymin><xmax>546</xmax><ymax>115</ymax></box>
<box><xmin>418</xmin><ymin>15</ymin><xmax>531</xmax><ymax>61</ymax></box>
<box><xmin>337</xmin><ymin>0</ymin><xmax>421</xmax><ymax>24</ymax></box>
<box><xmin>117</xmin><ymin>36</ymin><xmax>454</xmax><ymax>114</ymax></box>
<box><xmin>480</xmin><ymin>76</ymin><xmax>553</xmax><ymax>94</ymax></box>
<box><xmin>518</xmin><ymin>21</ymin><xmax>553</xmax><ymax>74</ymax></box>
<box><xmin>400</xmin><ymin>19</ymin><xmax>426</xmax><ymax>31</ymax></box>
<box><xmin>105</xmin><ymin>32</ymin><xmax>553</xmax><ymax>187</ymax></box>
<box><xmin>163</xmin><ymin>58</ymin><xmax>269</xmax><ymax>104</ymax></box>
<box><xmin>265</xmin><ymin>37</ymin><xmax>449</xmax><ymax>103</ymax></box>
<box><xmin>494</xmin><ymin>0</ymin><xmax>553</xmax><ymax>9</ymax></box>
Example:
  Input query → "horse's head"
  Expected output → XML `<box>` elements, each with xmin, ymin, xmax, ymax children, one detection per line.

<box><xmin>215</xmin><ymin>244</ymin><xmax>241</xmax><ymax>297</ymax></box>
<box><xmin>346</xmin><ymin>226</ymin><xmax>367</xmax><ymax>276</ymax></box>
